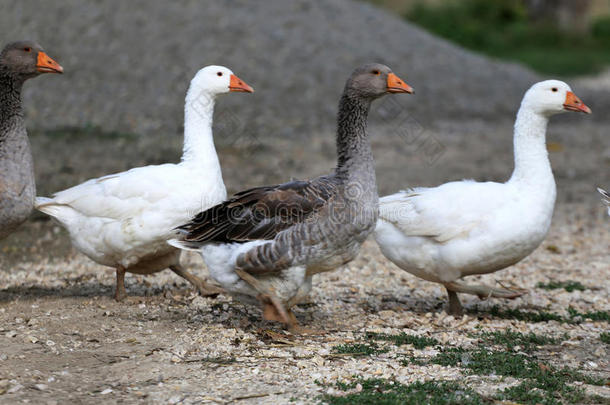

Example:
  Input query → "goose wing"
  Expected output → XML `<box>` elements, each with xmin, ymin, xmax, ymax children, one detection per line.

<box><xmin>177</xmin><ymin>175</ymin><xmax>338</xmax><ymax>244</ymax></box>
<box><xmin>379</xmin><ymin>180</ymin><xmax>508</xmax><ymax>243</ymax></box>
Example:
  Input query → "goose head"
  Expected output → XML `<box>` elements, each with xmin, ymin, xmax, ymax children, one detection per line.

<box><xmin>522</xmin><ymin>80</ymin><xmax>591</xmax><ymax>117</ymax></box>
<box><xmin>0</xmin><ymin>41</ymin><xmax>63</xmax><ymax>80</ymax></box>
<box><xmin>345</xmin><ymin>63</ymin><xmax>413</xmax><ymax>99</ymax></box>
<box><xmin>188</xmin><ymin>65</ymin><xmax>253</xmax><ymax>100</ymax></box>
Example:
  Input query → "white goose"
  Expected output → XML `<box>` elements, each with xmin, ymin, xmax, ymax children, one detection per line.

<box><xmin>375</xmin><ymin>80</ymin><xmax>591</xmax><ymax>315</ymax></box>
<box><xmin>35</xmin><ymin>66</ymin><xmax>253</xmax><ymax>300</ymax></box>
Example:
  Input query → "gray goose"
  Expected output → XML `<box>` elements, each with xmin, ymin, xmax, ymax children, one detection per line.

<box><xmin>170</xmin><ymin>63</ymin><xmax>413</xmax><ymax>330</ymax></box>
<box><xmin>0</xmin><ymin>41</ymin><xmax>63</xmax><ymax>240</ymax></box>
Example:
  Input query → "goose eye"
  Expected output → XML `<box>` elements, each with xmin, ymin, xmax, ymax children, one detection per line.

<box><xmin>23</xmin><ymin>47</ymin><xmax>31</xmax><ymax>52</ymax></box>
<box><xmin>551</xmin><ymin>87</ymin><xmax>558</xmax><ymax>92</ymax></box>
<box><xmin>372</xmin><ymin>70</ymin><xmax>380</xmax><ymax>76</ymax></box>
<box><xmin>217</xmin><ymin>72</ymin><xmax>223</xmax><ymax>77</ymax></box>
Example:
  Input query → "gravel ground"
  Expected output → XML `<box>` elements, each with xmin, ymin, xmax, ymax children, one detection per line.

<box><xmin>0</xmin><ymin>204</ymin><xmax>608</xmax><ymax>404</ymax></box>
<box><xmin>1</xmin><ymin>118</ymin><xmax>608</xmax><ymax>403</ymax></box>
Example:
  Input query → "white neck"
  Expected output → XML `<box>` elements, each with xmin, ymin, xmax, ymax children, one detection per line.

<box><xmin>508</xmin><ymin>107</ymin><xmax>554</xmax><ymax>187</ymax></box>
<box><xmin>180</xmin><ymin>88</ymin><xmax>223</xmax><ymax>182</ymax></box>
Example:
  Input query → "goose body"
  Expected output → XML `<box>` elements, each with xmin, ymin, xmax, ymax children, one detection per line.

<box><xmin>37</xmin><ymin>163</ymin><xmax>226</xmax><ymax>271</ymax></box>
<box><xmin>0</xmin><ymin>41</ymin><xmax>62</xmax><ymax>240</ymax></box>
<box><xmin>375</xmin><ymin>80</ymin><xmax>591</xmax><ymax>315</ymax></box>
<box><xmin>171</xmin><ymin>64</ymin><xmax>414</xmax><ymax>329</ymax></box>
<box><xmin>376</xmin><ymin>179</ymin><xmax>554</xmax><ymax>282</ymax></box>
<box><xmin>36</xmin><ymin>66</ymin><xmax>253</xmax><ymax>299</ymax></box>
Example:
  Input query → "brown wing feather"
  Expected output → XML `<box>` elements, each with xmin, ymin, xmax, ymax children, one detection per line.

<box><xmin>177</xmin><ymin>175</ymin><xmax>338</xmax><ymax>244</ymax></box>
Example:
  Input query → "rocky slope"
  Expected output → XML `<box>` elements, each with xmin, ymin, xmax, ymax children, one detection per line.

<box><xmin>0</xmin><ymin>0</ymin><xmax>550</xmax><ymax>138</ymax></box>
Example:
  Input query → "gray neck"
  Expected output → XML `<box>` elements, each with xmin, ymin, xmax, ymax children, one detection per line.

<box><xmin>0</xmin><ymin>69</ymin><xmax>24</xmax><ymax>143</ymax></box>
<box><xmin>335</xmin><ymin>92</ymin><xmax>375</xmax><ymax>181</ymax></box>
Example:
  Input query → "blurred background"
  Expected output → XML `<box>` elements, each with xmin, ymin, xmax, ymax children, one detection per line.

<box><xmin>376</xmin><ymin>0</ymin><xmax>610</xmax><ymax>75</ymax></box>
<box><xmin>0</xmin><ymin>0</ymin><xmax>608</xmax><ymax>262</ymax></box>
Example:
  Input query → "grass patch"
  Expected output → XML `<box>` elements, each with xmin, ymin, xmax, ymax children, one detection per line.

<box><xmin>601</xmin><ymin>332</ymin><xmax>610</xmax><ymax>344</ymax></box>
<box><xmin>331</xmin><ymin>342</ymin><xmax>388</xmax><ymax>357</ymax></box>
<box><xmin>430</xmin><ymin>347</ymin><xmax>534</xmax><ymax>377</ymax></box>
<box><xmin>478</xmin><ymin>329</ymin><xmax>565</xmax><ymax>352</ymax></box>
<box><xmin>424</xmin><ymin>346</ymin><xmax>605</xmax><ymax>404</ymax></box>
<box><xmin>429</xmin><ymin>346</ymin><xmax>604</xmax><ymax>384</ymax></box>
<box><xmin>404</xmin><ymin>0</ymin><xmax>610</xmax><ymax>75</ymax></box>
<box><xmin>325</xmin><ymin>329</ymin><xmax>606</xmax><ymax>404</ymax></box>
<box><xmin>496</xmin><ymin>380</ymin><xmax>599</xmax><ymax>405</ymax></box>
<box><xmin>485</xmin><ymin>306</ymin><xmax>610</xmax><ymax>324</ymax></box>
<box><xmin>319</xmin><ymin>378</ymin><xmax>488</xmax><ymax>405</ymax></box>
<box><xmin>567</xmin><ymin>308</ymin><xmax>610</xmax><ymax>322</ymax></box>
<box><xmin>331</xmin><ymin>332</ymin><xmax>440</xmax><ymax>357</ymax></box>
<box><xmin>487</xmin><ymin>306</ymin><xmax>566</xmax><ymax>323</ymax></box>
<box><xmin>365</xmin><ymin>332</ymin><xmax>440</xmax><ymax>349</ymax></box>
<box><xmin>536</xmin><ymin>281</ymin><xmax>587</xmax><ymax>292</ymax></box>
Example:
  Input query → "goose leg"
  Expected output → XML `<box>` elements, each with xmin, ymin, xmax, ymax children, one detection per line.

<box><xmin>445</xmin><ymin>281</ymin><xmax>527</xmax><ymax>300</ymax></box>
<box><xmin>114</xmin><ymin>266</ymin><xmax>127</xmax><ymax>301</ymax></box>
<box><xmin>259</xmin><ymin>293</ymin><xmax>295</xmax><ymax>327</ymax></box>
<box><xmin>169</xmin><ymin>264</ymin><xmax>223</xmax><ymax>297</ymax></box>
<box><xmin>234</xmin><ymin>268</ymin><xmax>296</xmax><ymax>330</ymax></box>
<box><xmin>445</xmin><ymin>287</ymin><xmax>463</xmax><ymax>316</ymax></box>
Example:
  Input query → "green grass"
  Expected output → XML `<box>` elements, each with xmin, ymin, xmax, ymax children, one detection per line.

<box><xmin>405</xmin><ymin>0</ymin><xmax>610</xmax><ymax>75</ymax></box>
<box><xmin>319</xmin><ymin>378</ymin><xmax>489</xmax><ymax>405</ymax></box>
<box><xmin>387</xmin><ymin>330</ymin><xmax>607</xmax><ymax>405</ymax></box>
<box><xmin>496</xmin><ymin>380</ymin><xmax>604</xmax><ymax>405</ymax></box>
<box><xmin>331</xmin><ymin>332</ymin><xmax>441</xmax><ymax>357</ymax></box>
<box><xmin>425</xmin><ymin>346</ymin><xmax>605</xmax><ymax>404</ymax></box>
<box><xmin>567</xmin><ymin>307</ymin><xmax>610</xmax><ymax>322</ymax></box>
<box><xmin>477</xmin><ymin>329</ymin><xmax>565</xmax><ymax>352</ymax></box>
<box><xmin>485</xmin><ymin>305</ymin><xmax>610</xmax><ymax>324</ymax></box>
<box><xmin>331</xmin><ymin>342</ymin><xmax>389</xmax><ymax>357</ymax></box>
<box><xmin>365</xmin><ymin>332</ymin><xmax>440</xmax><ymax>350</ymax></box>
<box><xmin>487</xmin><ymin>306</ymin><xmax>566</xmax><ymax>323</ymax></box>
<box><xmin>536</xmin><ymin>281</ymin><xmax>587</xmax><ymax>292</ymax></box>
<box><xmin>601</xmin><ymin>332</ymin><xmax>610</xmax><ymax>344</ymax></box>
<box><xmin>324</xmin><ymin>328</ymin><xmax>607</xmax><ymax>405</ymax></box>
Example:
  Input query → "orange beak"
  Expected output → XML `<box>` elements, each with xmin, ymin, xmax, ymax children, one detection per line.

<box><xmin>387</xmin><ymin>72</ymin><xmax>414</xmax><ymax>94</ymax></box>
<box><xmin>229</xmin><ymin>74</ymin><xmax>254</xmax><ymax>93</ymax></box>
<box><xmin>563</xmin><ymin>91</ymin><xmax>591</xmax><ymax>114</ymax></box>
<box><xmin>36</xmin><ymin>51</ymin><xmax>63</xmax><ymax>74</ymax></box>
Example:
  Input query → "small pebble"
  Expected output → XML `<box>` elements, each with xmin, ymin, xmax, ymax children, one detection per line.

<box><xmin>8</xmin><ymin>384</ymin><xmax>24</xmax><ymax>394</ymax></box>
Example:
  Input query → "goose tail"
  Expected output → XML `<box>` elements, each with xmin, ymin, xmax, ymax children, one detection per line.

<box><xmin>35</xmin><ymin>197</ymin><xmax>65</xmax><ymax>218</ymax></box>
<box><xmin>167</xmin><ymin>238</ymin><xmax>201</xmax><ymax>252</ymax></box>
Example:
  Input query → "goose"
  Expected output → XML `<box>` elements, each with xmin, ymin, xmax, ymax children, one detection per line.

<box><xmin>0</xmin><ymin>41</ymin><xmax>63</xmax><ymax>240</ymax></box>
<box><xmin>170</xmin><ymin>63</ymin><xmax>414</xmax><ymax>331</ymax></box>
<box><xmin>374</xmin><ymin>80</ymin><xmax>591</xmax><ymax>316</ymax></box>
<box><xmin>599</xmin><ymin>188</ymin><xmax>610</xmax><ymax>216</ymax></box>
<box><xmin>35</xmin><ymin>66</ymin><xmax>253</xmax><ymax>300</ymax></box>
